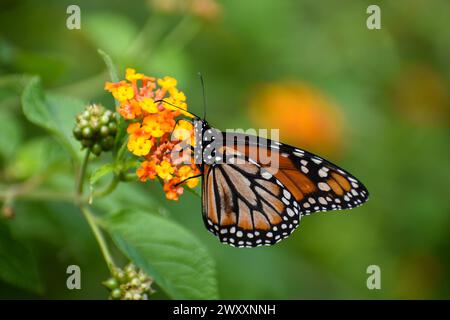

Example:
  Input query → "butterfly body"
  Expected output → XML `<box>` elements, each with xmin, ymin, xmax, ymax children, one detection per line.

<box><xmin>191</xmin><ymin>118</ymin><xmax>369</xmax><ymax>248</ymax></box>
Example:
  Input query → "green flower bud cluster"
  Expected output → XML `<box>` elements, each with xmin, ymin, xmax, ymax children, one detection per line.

<box><xmin>73</xmin><ymin>104</ymin><xmax>118</xmax><ymax>156</ymax></box>
<box><xmin>103</xmin><ymin>263</ymin><xmax>155</xmax><ymax>300</ymax></box>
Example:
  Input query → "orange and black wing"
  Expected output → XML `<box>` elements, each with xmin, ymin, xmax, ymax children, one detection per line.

<box><xmin>221</xmin><ymin>133</ymin><xmax>369</xmax><ymax>214</ymax></box>
<box><xmin>200</xmin><ymin>132</ymin><xmax>369</xmax><ymax>247</ymax></box>
<box><xmin>201</xmin><ymin>156</ymin><xmax>301</xmax><ymax>247</ymax></box>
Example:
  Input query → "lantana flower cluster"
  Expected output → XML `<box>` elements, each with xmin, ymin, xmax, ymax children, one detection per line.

<box><xmin>105</xmin><ymin>68</ymin><xmax>200</xmax><ymax>200</ymax></box>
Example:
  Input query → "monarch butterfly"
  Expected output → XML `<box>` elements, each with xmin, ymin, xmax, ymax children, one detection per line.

<box><xmin>192</xmin><ymin>120</ymin><xmax>369</xmax><ymax>248</ymax></box>
<box><xmin>159</xmin><ymin>93</ymin><xmax>369</xmax><ymax>248</ymax></box>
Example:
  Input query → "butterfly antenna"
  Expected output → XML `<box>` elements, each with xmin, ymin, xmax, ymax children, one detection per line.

<box><xmin>198</xmin><ymin>72</ymin><xmax>207</xmax><ymax>120</ymax></box>
<box><xmin>154</xmin><ymin>99</ymin><xmax>200</xmax><ymax>119</ymax></box>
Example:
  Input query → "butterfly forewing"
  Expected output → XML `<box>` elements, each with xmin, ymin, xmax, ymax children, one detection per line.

<box><xmin>220</xmin><ymin>132</ymin><xmax>369</xmax><ymax>214</ymax></box>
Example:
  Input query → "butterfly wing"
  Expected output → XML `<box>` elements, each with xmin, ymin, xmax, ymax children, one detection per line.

<box><xmin>201</xmin><ymin>157</ymin><xmax>301</xmax><ymax>247</ymax></box>
<box><xmin>200</xmin><ymin>130</ymin><xmax>369</xmax><ymax>247</ymax></box>
<box><xmin>220</xmin><ymin>132</ymin><xmax>369</xmax><ymax>214</ymax></box>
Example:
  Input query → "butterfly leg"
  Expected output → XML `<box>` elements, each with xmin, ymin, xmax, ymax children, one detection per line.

<box><xmin>175</xmin><ymin>174</ymin><xmax>202</xmax><ymax>187</ymax></box>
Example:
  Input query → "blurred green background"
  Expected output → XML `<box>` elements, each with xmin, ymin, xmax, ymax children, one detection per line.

<box><xmin>1</xmin><ymin>0</ymin><xmax>450</xmax><ymax>299</ymax></box>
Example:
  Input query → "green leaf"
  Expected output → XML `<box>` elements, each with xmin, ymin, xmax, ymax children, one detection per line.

<box><xmin>94</xmin><ymin>183</ymin><xmax>162</xmax><ymax>216</ymax></box>
<box><xmin>9</xmin><ymin>200</ymin><xmax>100</xmax><ymax>268</ymax></box>
<box><xmin>6</xmin><ymin>137</ymin><xmax>64</xmax><ymax>180</ymax></box>
<box><xmin>90</xmin><ymin>163</ymin><xmax>115</xmax><ymax>186</ymax></box>
<box><xmin>21</xmin><ymin>77</ymin><xmax>85</xmax><ymax>162</ymax></box>
<box><xmin>0</xmin><ymin>222</ymin><xmax>43</xmax><ymax>294</ymax></box>
<box><xmin>0</xmin><ymin>74</ymin><xmax>33</xmax><ymax>107</ymax></box>
<box><xmin>89</xmin><ymin>160</ymin><xmax>139</xmax><ymax>196</ymax></box>
<box><xmin>0</xmin><ymin>110</ymin><xmax>22</xmax><ymax>159</ymax></box>
<box><xmin>100</xmin><ymin>209</ymin><xmax>219</xmax><ymax>299</ymax></box>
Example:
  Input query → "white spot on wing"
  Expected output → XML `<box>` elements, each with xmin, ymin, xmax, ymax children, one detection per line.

<box><xmin>287</xmin><ymin>208</ymin><xmax>295</xmax><ymax>217</ymax></box>
<box><xmin>261</xmin><ymin>170</ymin><xmax>272</xmax><ymax>179</ymax></box>
<box><xmin>318</xmin><ymin>182</ymin><xmax>331</xmax><ymax>191</ymax></box>
<box><xmin>318</xmin><ymin>168</ymin><xmax>328</xmax><ymax>177</ymax></box>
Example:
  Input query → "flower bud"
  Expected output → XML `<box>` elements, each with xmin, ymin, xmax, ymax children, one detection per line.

<box><xmin>111</xmin><ymin>288</ymin><xmax>122</xmax><ymax>300</ymax></box>
<box><xmin>130</xmin><ymin>277</ymin><xmax>141</xmax><ymax>287</ymax></box>
<box><xmin>103</xmin><ymin>263</ymin><xmax>154</xmax><ymax>300</ymax></box>
<box><xmin>103</xmin><ymin>277</ymin><xmax>119</xmax><ymax>290</ymax></box>
<box><xmin>73</xmin><ymin>103</ymin><xmax>119</xmax><ymax>157</ymax></box>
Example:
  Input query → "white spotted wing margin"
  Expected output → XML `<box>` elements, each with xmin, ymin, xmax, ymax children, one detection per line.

<box><xmin>201</xmin><ymin>155</ymin><xmax>302</xmax><ymax>248</ymax></box>
<box><xmin>281</xmin><ymin>145</ymin><xmax>370</xmax><ymax>215</ymax></box>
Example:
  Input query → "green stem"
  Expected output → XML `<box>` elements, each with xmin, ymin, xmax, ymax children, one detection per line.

<box><xmin>116</xmin><ymin>138</ymin><xmax>128</xmax><ymax>162</ymax></box>
<box><xmin>80</xmin><ymin>205</ymin><xmax>115</xmax><ymax>272</ymax></box>
<box><xmin>77</xmin><ymin>150</ymin><xmax>90</xmax><ymax>195</ymax></box>
<box><xmin>121</xmin><ymin>173</ymin><xmax>138</xmax><ymax>182</ymax></box>
<box><xmin>0</xmin><ymin>190</ymin><xmax>75</xmax><ymax>202</ymax></box>
<box><xmin>0</xmin><ymin>173</ymin><xmax>50</xmax><ymax>214</ymax></box>
<box><xmin>75</xmin><ymin>149</ymin><xmax>116</xmax><ymax>272</ymax></box>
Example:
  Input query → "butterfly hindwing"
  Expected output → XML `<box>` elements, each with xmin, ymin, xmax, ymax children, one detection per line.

<box><xmin>201</xmin><ymin>155</ymin><xmax>301</xmax><ymax>248</ymax></box>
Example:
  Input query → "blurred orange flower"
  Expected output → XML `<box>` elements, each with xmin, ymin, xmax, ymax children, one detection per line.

<box><xmin>105</xmin><ymin>68</ymin><xmax>200</xmax><ymax>200</ymax></box>
<box><xmin>248</xmin><ymin>82</ymin><xmax>345</xmax><ymax>157</ymax></box>
<box><xmin>148</xmin><ymin>0</ymin><xmax>221</xmax><ymax>21</ymax></box>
